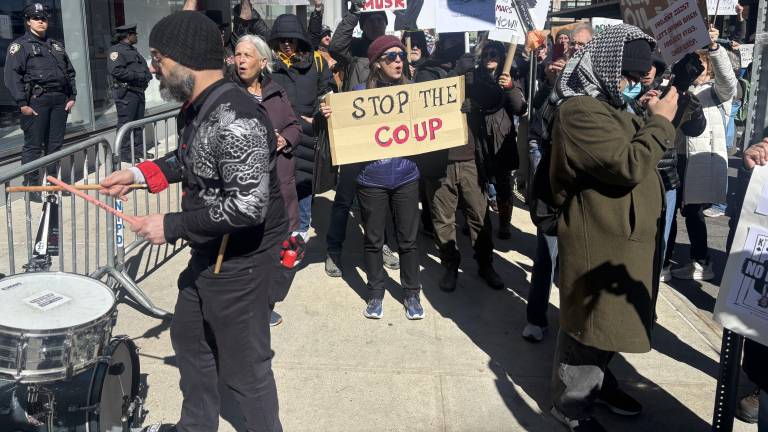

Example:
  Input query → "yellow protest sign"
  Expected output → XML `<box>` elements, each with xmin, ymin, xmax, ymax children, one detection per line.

<box><xmin>325</xmin><ymin>76</ymin><xmax>468</xmax><ymax>166</ymax></box>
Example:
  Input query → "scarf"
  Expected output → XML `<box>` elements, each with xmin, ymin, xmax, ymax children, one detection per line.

<box><xmin>556</xmin><ymin>24</ymin><xmax>656</xmax><ymax>108</ymax></box>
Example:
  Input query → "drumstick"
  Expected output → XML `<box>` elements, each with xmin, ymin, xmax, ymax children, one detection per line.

<box><xmin>6</xmin><ymin>184</ymin><xmax>147</xmax><ymax>193</ymax></box>
<box><xmin>46</xmin><ymin>176</ymin><xmax>140</xmax><ymax>226</ymax></box>
<box><xmin>214</xmin><ymin>234</ymin><xmax>230</xmax><ymax>274</ymax></box>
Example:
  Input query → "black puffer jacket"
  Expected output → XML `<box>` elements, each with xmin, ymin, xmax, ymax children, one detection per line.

<box><xmin>268</xmin><ymin>14</ymin><xmax>332</xmax><ymax>191</ymax></box>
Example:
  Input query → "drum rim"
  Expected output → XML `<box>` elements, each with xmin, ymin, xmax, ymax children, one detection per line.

<box><xmin>0</xmin><ymin>308</ymin><xmax>115</xmax><ymax>336</ymax></box>
<box><xmin>86</xmin><ymin>336</ymin><xmax>141</xmax><ymax>432</ymax></box>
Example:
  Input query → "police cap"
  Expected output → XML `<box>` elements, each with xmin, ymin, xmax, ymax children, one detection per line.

<box><xmin>23</xmin><ymin>3</ymin><xmax>50</xmax><ymax>20</ymax></box>
<box><xmin>115</xmin><ymin>24</ymin><xmax>138</xmax><ymax>34</ymax></box>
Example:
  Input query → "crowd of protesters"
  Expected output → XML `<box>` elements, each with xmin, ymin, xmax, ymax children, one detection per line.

<box><xmin>82</xmin><ymin>0</ymin><xmax>767</xmax><ymax>430</ymax></box>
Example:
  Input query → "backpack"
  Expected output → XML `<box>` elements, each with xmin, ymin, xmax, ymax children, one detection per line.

<box><xmin>735</xmin><ymin>77</ymin><xmax>750</xmax><ymax>126</ymax></box>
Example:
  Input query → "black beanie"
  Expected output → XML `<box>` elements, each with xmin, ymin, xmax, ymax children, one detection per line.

<box><xmin>359</xmin><ymin>11</ymin><xmax>388</xmax><ymax>28</ymax></box>
<box><xmin>149</xmin><ymin>11</ymin><xmax>223</xmax><ymax>71</ymax></box>
<box><xmin>621</xmin><ymin>39</ymin><xmax>653</xmax><ymax>75</ymax></box>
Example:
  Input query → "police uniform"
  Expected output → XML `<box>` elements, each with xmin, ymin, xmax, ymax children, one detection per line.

<box><xmin>107</xmin><ymin>24</ymin><xmax>152</xmax><ymax>161</ymax></box>
<box><xmin>3</xmin><ymin>3</ymin><xmax>76</xmax><ymax>187</ymax></box>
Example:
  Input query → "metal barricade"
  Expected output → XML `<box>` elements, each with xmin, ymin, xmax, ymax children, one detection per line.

<box><xmin>0</xmin><ymin>136</ymin><xmax>169</xmax><ymax>318</ymax></box>
<box><xmin>111</xmin><ymin>110</ymin><xmax>185</xmax><ymax>305</ymax></box>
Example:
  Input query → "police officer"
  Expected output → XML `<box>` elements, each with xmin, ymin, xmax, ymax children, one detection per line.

<box><xmin>4</xmin><ymin>3</ymin><xmax>76</xmax><ymax>196</ymax></box>
<box><xmin>107</xmin><ymin>24</ymin><xmax>152</xmax><ymax>163</ymax></box>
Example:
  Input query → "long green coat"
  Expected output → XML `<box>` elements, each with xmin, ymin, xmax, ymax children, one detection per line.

<box><xmin>550</xmin><ymin>96</ymin><xmax>676</xmax><ymax>353</ymax></box>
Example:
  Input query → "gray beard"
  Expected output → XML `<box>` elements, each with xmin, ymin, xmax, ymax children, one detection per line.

<box><xmin>159</xmin><ymin>68</ymin><xmax>195</xmax><ymax>102</ymax></box>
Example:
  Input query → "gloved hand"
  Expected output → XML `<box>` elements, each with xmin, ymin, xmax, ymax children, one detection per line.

<box><xmin>349</xmin><ymin>0</ymin><xmax>365</xmax><ymax>15</ymax></box>
<box><xmin>671</xmin><ymin>53</ymin><xmax>705</xmax><ymax>93</ymax></box>
<box><xmin>280</xmin><ymin>234</ymin><xmax>306</xmax><ymax>268</ymax></box>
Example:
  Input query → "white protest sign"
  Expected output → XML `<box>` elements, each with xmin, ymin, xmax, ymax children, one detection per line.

<box><xmin>0</xmin><ymin>15</ymin><xmax>11</xmax><ymax>40</ymax></box>
<box><xmin>739</xmin><ymin>44</ymin><xmax>754</xmax><ymax>68</ymax></box>
<box><xmin>435</xmin><ymin>0</ymin><xmax>495</xmax><ymax>33</ymax></box>
<box><xmin>487</xmin><ymin>0</ymin><xmax>551</xmax><ymax>42</ymax></box>
<box><xmin>716</xmin><ymin>166</ymin><xmax>768</xmax><ymax>346</ymax></box>
<box><xmin>707</xmin><ymin>0</ymin><xmax>737</xmax><ymax>15</ymax></box>
<box><xmin>648</xmin><ymin>0</ymin><xmax>710</xmax><ymax>65</ymax></box>
<box><xmin>363</xmin><ymin>0</ymin><xmax>408</xmax><ymax>12</ymax></box>
<box><xmin>388</xmin><ymin>0</ymin><xmax>437</xmax><ymax>31</ymax></box>
<box><xmin>592</xmin><ymin>17</ymin><xmax>623</xmax><ymax>35</ymax></box>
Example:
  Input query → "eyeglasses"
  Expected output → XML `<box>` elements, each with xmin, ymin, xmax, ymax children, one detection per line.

<box><xmin>149</xmin><ymin>51</ymin><xmax>164</xmax><ymax>66</ymax></box>
<box><xmin>570</xmin><ymin>41</ymin><xmax>586</xmax><ymax>48</ymax></box>
<box><xmin>381</xmin><ymin>51</ymin><xmax>407</xmax><ymax>63</ymax></box>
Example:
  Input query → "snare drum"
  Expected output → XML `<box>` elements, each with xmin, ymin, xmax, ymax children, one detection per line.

<box><xmin>0</xmin><ymin>272</ymin><xmax>116</xmax><ymax>383</ymax></box>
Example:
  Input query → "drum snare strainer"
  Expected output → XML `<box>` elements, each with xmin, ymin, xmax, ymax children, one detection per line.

<box><xmin>0</xmin><ymin>272</ymin><xmax>116</xmax><ymax>383</ymax></box>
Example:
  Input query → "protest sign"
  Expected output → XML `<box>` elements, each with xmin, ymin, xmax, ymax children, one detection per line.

<box><xmin>739</xmin><ymin>44</ymin><xmax>754</xmax><ymax>68</ymax></box>
<box><xmin>325</xmin><ymin>77</ymin><xmax>468</xmax><ymax>166</ymax></box>
<box><xmin>591</xmin><ymin>17</ymin><xmax>623</xmax><ymax>35</ymax></box>
<box><xmin>388</xmin><ymin>0</ymin><xmax>437</xmax><ymax>31</ymax></box>
<box><xmin>621</xmin><ymin>0</ymin><xmax>708</xmax><ymax>37</ymax></box>
<box><xmin>715</xmin><ymin>166</ymin><xmax>768</xmax><ymax>347</ymax></box>
<box><xmin>488</xmin><ymin>0</ymin><xmax>550</xmax><ymax>42</ymax></box>
<box><xmin>706</xmin><ymin>0</ymin><xmax>737</xmax><ymax>15</ymax></box>
<box><xmin>648</xmin><ymin>0</ymin><xmax>710</xmax><ymax>65</ymax></box>
<box><xmin>363</xmin><ymin>0</ymin><xmax>408</xmax><ymax>12</ymax></box>
<box><xmin>435</xmin><ymin>0</ymin><xmax>495</xmax><ymax>33</ymax></box>
<box><xmin>251</xmin><ymin>0</ymin><xmax>308</xmax><ymax>4</ymax></box>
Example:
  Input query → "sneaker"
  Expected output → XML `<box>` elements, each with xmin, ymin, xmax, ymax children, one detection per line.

<box><xmin>439</xmin><ymin>267</ymin><xmax>459</xmax><ymax>292</ymax></box>
<box><xmin>404</xmin><ymin>295</ymin><xmax>425</xmax><ymax>320</ymax></box>
<box><xmin>363</xmin><ymin>298</ymin><xmax>383</xmax><ymax>319</ymax></box>
<box><xmin>671</xmin><ymin>259</ymin><xmax>715</xmax><ymax>281</ymax></box>
<box><xmin>478</xmin><ymin>263</ymin><xmax>504</xmax><ymax>290</ymax></box>
<box><xmin>489</xmin><ymin>198</ymin><xmax>498</xmax><ymax>212</ymax></box>
<box><xmin>703</xmin><ymin>207</ymin><xmax>725</xmax><ymax>218</ymax></box>
<box><xmin>325</xmin><ymin>254</ymin><xmax>342</xmax><ymax>277</ymax></box>
<box><xmin>550</xmin><ymin>406</ymin><xmax>607</xmax><ymax>432</ymax></box>
<box><xmin>292</xmin><ymin>230</ymin><xmax>309</xmax><ymax>243</ymax></box>
<box><xmin>521</xmin><ymin>323</ymin><xmax>547</xmax><ymax>343</ymax></box>
<box><xmin>660</xmin><ymin>266</ymin><xmax>672</xmax><ymax>282</ymax></box>
<box><xmin>735</xmin><ymin>388</ymin><xmax>759</xmax><ymax>424</ymax></box>
<box><xmin>596</xmin><ymin>386</ymin><xmax>642</xmax><ymax>416</ymax></box>
<box><xmin>382</xmin><ymin>245</ymin><xmax>400</xmax><ymax>270</ymax></box>
<box><xmin>270</xmin><ymin>310</ymin><xmax>283</xmax><ymax>327</ymax></box>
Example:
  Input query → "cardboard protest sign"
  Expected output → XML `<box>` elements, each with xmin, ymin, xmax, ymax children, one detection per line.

<box><xmin>715</xmin><ymin>166</ymin><xmax>768</xmax><ymax>347</ymax></box>
<box><xmin>326</xmin><ymin>77</ymin><xmax>468</xmax><ymax>166</ymax></box>
<box><xmin>621</xmin><ymin>0</ymin><xmax>708</xmax><ymax>37</ymax></box>
<box><xmin>706</xmin><ymin>0</ymin><xmax>737</xmax><ymax>15</ymax></box>
<box><xmin>739</xmin><ymin>43</ymin><xmax>754</xmax><ymax>68</ymax></box>
<box><xmin>363</xmin><ymin>0</ymin><xmax>408</xmax><ymax>12</ymax></box>
<box><xmin>435</xmin><ymin>0</ymin><xmax>495</xmax><ymax>33</ymax></box>
<box><xmin>488</xmin><ymin>0</ymin><xmax>550</xmax><ymax>43</ymax></box>
<box><xmin>592</xmin><ymin>17</ymin><xmax>623</xmax><ymax>35</ymax></box>
<box><xmin>648</xmin><ymin>0</ymin><xmax>710</xmax><ymax>65</ymax></box>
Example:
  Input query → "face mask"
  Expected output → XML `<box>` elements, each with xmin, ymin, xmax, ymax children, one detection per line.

<box><xmin>622</xmin><ymin>81</ymin><xmax>642</xmax><ymax>103</ymax></box>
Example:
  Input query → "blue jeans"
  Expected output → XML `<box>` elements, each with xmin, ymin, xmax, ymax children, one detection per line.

<box><xmin>760</xmin><ymin>390</ymin><xmax>768</xmax><ymax>432</ymax></box>
<box><xmin>298</xmin><ymin>194</ymin><xmax>312</xmax><ymax>233</ymax></box>
<box><xmin>526</xmin><ymin>229</ymin><xmax>558</xmax><ymax>327</ymax></box>
<box><xmin>660</xmin><ymin>189</ymin><xmax>677</xmax><ymax>269</ymax></box>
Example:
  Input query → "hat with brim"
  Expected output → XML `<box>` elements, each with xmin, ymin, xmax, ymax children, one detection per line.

<box><xmin>24</xmin><ymin>3</ymin><xmax>49</xmax><ymax>19</ymax></box>
<box><xmin>115</xmin><ymin>24</ymin><xmax>138</xmax><ymax>35</ymax></box>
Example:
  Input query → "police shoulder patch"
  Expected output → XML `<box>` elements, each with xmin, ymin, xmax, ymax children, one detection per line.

<box><xmin>9</xmin><ymin>43</ymin><xmax>20</xmax><ymax>55</ymax></box>
<box><xmin>51</xmin><ymin>42</ymin><xmax>63</xmax><ymax>51</ymax></box>
<box><xmin>110</xmin><ymin>52</ymin><xmax>119</xmax><ymax>61</ymax></box>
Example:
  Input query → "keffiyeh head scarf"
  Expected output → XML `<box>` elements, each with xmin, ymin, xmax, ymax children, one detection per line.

<box><xmin>556</xmin><ymin>24</ymin><xmax>656</xmax><ymax>108</ymax></box>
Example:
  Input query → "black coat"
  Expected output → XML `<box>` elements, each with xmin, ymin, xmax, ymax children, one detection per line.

<box><xmin>268</xmin><ymin>15</ymin><xmax>333</xmax><ymax>189</ymax></box>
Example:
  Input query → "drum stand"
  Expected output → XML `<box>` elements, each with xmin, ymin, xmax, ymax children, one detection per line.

<box><xmin>91</xmin><ymin>266</ymin><xmax>172</xmax><ymax>319</ymax></box>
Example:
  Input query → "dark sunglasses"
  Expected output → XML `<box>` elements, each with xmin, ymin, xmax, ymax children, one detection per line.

<box><xmin>483</xmin><ymin>50</ymin><xmax>500</xmax><ymax>59</ymax></box>
<box><xmin>381</xmin><ymin>51</ymin><xmax>407</xmax><ymax>63</ymax></box>
<box><xmin>278</xmin><ymin>38</ymin><xmax>296</xmax><ymax>44</ymax></box>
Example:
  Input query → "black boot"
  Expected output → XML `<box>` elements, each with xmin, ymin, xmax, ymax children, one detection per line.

<box><xmin>478</xmin><ymin>262</ymin><xmax>504</xmax><ymax>290</ymax></box>
<box><xmin>440</xmin><ymin>265</ymin><xmax>459</xmax><ymax>292</ymax></box>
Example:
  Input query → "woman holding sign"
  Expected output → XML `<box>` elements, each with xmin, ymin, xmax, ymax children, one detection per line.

<box><xmin>327</xmin><ymin>36</ymin><xmax>424</xmax><ymax>320</ymax></box>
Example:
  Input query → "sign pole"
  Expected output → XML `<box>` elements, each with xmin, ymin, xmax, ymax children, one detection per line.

<box><xmin>711</xmin><ymin>330</ymin><xmax>744</xmax><ymax>431</ymax></box>
<box><xmin>502</xmin><ymin>43</ymin><xmax>518</xmax><ymax>74</ymax></box>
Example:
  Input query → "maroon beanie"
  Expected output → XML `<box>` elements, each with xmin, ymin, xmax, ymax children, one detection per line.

<box><xmin>367</xmin><ymin>35</ymin><xmax>406</xmax><ymax>64</ymax></box>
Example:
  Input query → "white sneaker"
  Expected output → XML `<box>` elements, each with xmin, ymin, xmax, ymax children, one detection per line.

<box><xmin>671</xmin><ymin>260</ymin><xmax>714</xmax><ymax>281</ymax></box>
<box><xmin>703</xmin><ymin>207</ymin><xmax>725</xmax><ymax>218</ymax></box>
<box><xmin>521</xmin><ymin>323</ymin><xmax>547</xmax><ymax>342</ymax></box>
<box><xmin>660</xmin><ymin>266</ymin><xmax>672</xmax><ymax>282</ymax></box>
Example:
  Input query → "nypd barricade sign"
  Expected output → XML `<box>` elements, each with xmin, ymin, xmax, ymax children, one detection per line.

<box><xmin>326</xmin><ymin>76</ymin><xmax>468</xmax><ymax>166</ymax></box>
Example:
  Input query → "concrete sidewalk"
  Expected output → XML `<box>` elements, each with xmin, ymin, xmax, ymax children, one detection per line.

<box><xmin>113</xmin><ymin>191</ymin><xmax>755</xmax><ymax>432</ymax></box>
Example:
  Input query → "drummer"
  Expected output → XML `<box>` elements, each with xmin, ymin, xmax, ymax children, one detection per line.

<box><xmin>99</xmin><ymin>11</ymin><xmax>285</xmax><ymax>432</ymax></box>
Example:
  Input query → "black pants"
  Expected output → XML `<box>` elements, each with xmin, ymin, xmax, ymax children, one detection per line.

<box><xmin>551</xmin><ymin>330</ymin><xmax>618</xmax><ymax>420</ymax></box>
<box><xmin>20</xmin><ymin>91</ymin><xmax>68</xmax><ymax>185</ymax></box>
<box><xmin>171</xmin><ymin>252</ymin><xmax>282</xmax><ymax>432</ymax></box>
<box><xmin>665</xmin><ymin>155</ymin><xmax>710</xmax><ymax>264</ymax></box>
<box><xmin>114</xmin><ymin>89</ymin><xmax>146</xmax><ymax>159</ymax></box>
<box><xmin>423</xmin><ymin>160</ymin><xmax>494</xmax><ymax>268</ymax></box>
<box><xmin>357</xmin><ymin>180</ymin><xmax>420</xmax><ymax>299</ymax></box>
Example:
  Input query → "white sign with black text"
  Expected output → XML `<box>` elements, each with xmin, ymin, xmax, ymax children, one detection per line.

<box><xmin>648</xmin><ymin>0</ymin><xmax>710</xmax><ymax>65</ymax></box>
